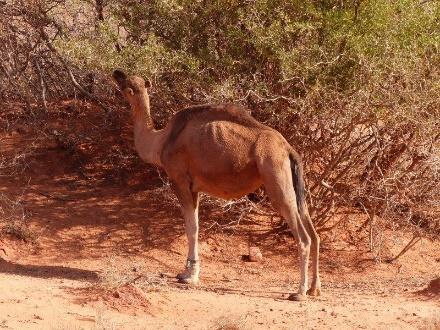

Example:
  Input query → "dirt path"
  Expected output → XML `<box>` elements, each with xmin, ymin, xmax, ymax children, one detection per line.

<box><xmin>1</xmin><ymin>269</ymin><xmax>439</xmax><ymax>329</ymax></box>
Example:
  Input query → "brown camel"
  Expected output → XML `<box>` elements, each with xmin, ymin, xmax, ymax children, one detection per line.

<box><xmin>112</xmin><ymin>70</ymin><xmax>321</xmax><ymax>301</ymax></box>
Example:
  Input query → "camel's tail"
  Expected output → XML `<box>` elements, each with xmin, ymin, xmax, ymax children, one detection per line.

<box><xmin>289</xmin><ymin>151</ymin><xmax>306</xmax><ymax>215</ymax></box>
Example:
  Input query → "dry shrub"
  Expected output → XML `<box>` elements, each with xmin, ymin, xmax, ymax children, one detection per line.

<box><xmin>0</xmin><ymin>1</ymin><xmax>438</xmax><ymax>257</ymax></box>
<box><xmin>282</xmin><ymin>86</ymin><xmax>439</xmax><ymax>256</ymax></box>
<box><xmin>0</xmin><ymin>1</ymin><xmax>113</xmax><ymax>110</ymax></box>
<box><xmin>0</xmin><ymin>193</ymin><xmax>35</xmax><ymax>242</ymax></box>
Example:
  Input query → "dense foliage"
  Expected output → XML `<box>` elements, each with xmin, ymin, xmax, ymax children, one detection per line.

<box><xmin>1</xmin><ymin>0</ymin><xmax>439</xmax><ymax>251</ymax></box>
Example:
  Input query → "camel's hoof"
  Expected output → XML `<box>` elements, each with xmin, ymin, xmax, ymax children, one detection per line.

<box><xmin>287</xmin><ymin>293</ymin><xmax>307</xmax><ymax>301</ymax></box>
<box><xmin>177</xmin><ymin>276</ymin><xmax>199</xmax><ymax>285</ymax></box>
<box><xmin>176</xmin><ymin>272</ymin><xmax>186</xmax><ymax>280</ymax></box>
<box><xmin>307</xmin><ymin>287</ymin><xmax>321</xmax><ymax>297</ymax></box>
<box><xmin>177</xmin><ymin>259</ymin><xmax>200</xmax><ymax>283</ymax></box>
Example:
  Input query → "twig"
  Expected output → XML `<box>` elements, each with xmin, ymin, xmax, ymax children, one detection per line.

<box><xmin>385</xmin><ymin>234</ymin><xmax>422</xmax><ymax>263</ymax></box>
<box><xmin>238</xmin><ymin>90</ymin><xmax>295</xmax><ymax>104</ymax></box>
<box><xmin>358</xmin><ymin>202</ymin><xmax>376</xmax><ymax>252</ymax></box>
<box><xmin>33</xmin><ymin>59</ymin><xmax>47</xmax><ymax>111</ymax></box>
<box><xmin>37</xmin><ymin>191</ymin><xmax>77</xmax><ymax>202</ymax></box>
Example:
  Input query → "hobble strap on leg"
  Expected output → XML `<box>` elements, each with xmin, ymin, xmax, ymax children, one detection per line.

<box><xmin>185</xmin><ymin>259</ymin><xmax>200</xmax><ymax>268</ymax></box>
<box><xmin>177</xmin><ymin>259</ymin><xmax>200</xmax><ymax>284</ymax></box>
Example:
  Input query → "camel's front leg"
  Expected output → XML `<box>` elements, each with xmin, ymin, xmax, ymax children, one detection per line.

<box><xmin>173</xmin><ymin>182</ymin><xmax>200</xmax><ymax>284</ymax></box>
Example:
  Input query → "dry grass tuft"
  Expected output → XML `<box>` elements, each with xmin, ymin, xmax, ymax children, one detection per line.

<box><xmin>0</xmin><ymin>193</ymin><xmax>36</xmax><ymax>243</ymax></box>
<box><xmin>211</xmin><ymin>315</ymin><xmax>248</xmax><ymax>330</ymax></box>
<box><xmin>0</xmin><ymin>221</ymin><xmax>36</xmax><ymax>243</ymax></box>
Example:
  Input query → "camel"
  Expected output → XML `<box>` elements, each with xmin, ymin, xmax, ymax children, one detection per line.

<box><xmin>112</xmin><ymin>70</ymin><xmax>321</xmax><ymax>301</ymax></box>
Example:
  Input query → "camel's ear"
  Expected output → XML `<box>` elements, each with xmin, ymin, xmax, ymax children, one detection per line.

<box><xmin>112</xmin><ymin>69</ymin><xmax>127</xmax><ymax>87</ymax></box>
<box><xmin>145</xmin><ymin>79</ymin><xmax>152</xmax><ymax>88</ymax></box>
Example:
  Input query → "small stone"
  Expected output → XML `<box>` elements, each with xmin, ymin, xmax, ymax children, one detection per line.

<box><xmin>249</xmin><ymin>246</ymin><xmax>263</xmax><ymax>262</ymax></box>
<box><xmin>113</xmin><ymin>291</ymin><xmax>120</xmax><ymax>298</ymax></box>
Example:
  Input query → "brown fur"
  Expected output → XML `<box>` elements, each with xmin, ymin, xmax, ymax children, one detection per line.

<box><xmin>163</xmin><ymin>103</ymin><xmax>265</xmax><ymax>147</ymax></box>
<box><xmin>112</xmin><ymin>70</ymin><xmax>321</xmax><ymax>300</ymax></box>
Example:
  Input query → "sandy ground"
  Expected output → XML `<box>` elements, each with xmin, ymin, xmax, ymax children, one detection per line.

<box><xmin>0</xmin><ymin>251</ymin><xmax>439</xmax><ymax>329</ymax></box>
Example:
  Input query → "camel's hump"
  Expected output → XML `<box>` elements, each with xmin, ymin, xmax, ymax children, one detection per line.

<box><xmin>166</xmin><ymin>103</ymin><xmax>265</xmax><ymax>145</ymax></box>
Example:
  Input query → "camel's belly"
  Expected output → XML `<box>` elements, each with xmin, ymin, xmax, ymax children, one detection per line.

<box><xmin>191</xmin><ymin>165</ymin><xmax>262</xmax><ymax>199</ymax></box>
<box><xmin>181</xmin><ymin>121</ymin><xmax>262</xmax><ymax>198</ymax></box>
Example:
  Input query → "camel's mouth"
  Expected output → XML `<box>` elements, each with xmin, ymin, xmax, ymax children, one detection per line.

<box><xmin>112</xmin><ymin>69</ymin><xmax>127</xmax><ymax>87</ymax></box>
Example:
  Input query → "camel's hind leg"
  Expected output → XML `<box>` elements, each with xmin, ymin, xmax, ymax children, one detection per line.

<box><xmin>301</xmin><ymin>209</ymin><xmax>321</xmax><ymax>296</ymax></box>
<box><xmin>259</xmin><ymin>158</ymin><xmax>311</xmax><ymax>300</ymax></box>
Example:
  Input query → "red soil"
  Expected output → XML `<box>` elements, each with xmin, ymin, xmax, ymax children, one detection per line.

<box><xmin>0</xmin><ymin>101</ymin><xmax>439</xmax><ymax>329</ymax></box>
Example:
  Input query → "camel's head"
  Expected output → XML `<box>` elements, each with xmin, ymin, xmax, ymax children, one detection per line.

<box><xmin>112</xmin><ymin>69</ymin><xmax>151</xmax><ymax>113</ymax></box>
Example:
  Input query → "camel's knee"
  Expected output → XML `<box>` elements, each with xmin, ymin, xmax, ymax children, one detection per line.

<box><xmin>310</xmin><ymin>231</ymin><xmax>320</xmax><ymax>247</ymax></box>
<box><xmin>298</xmin><ymin>234</ymin><xmax>311</xmax><ymax>253</ymax></box>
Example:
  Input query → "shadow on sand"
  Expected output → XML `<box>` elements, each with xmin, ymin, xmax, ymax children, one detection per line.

<box><xmin>0</xmin><ymin>258</ymin><xmax>99</xmax><ymax>282</ymax></box>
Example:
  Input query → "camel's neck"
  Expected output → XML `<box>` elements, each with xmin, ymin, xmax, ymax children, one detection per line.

<box><xmin>132</xmin><ymin>95</ymin><xmax>165</xmax><ymax>167</ymax></box>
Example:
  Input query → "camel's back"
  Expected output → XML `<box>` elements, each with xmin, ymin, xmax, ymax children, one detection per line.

<box><xmin>162</xmin><ymin>104</ymin><xmax>270</xmax><ymax>163</ymax></box>
<box><xmin>165</xmin><ymin>104</ymin><xmax>265</xmax><ymax>145</ymax></box>
<box><xmin>162</xmin><ymin>103</ymin><xmax>286</xmax><ymax>161</ymax></box>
